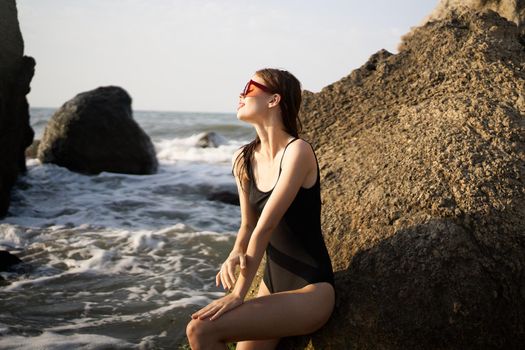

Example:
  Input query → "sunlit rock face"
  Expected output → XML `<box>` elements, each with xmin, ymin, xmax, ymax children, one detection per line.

<box><xmin>276</xmin><ymin>8</ymin><xmax>525</xmax><ymax>350</ymax></box>
<box><xmin>423</xmin><ymin>0</ymin><xmax>524</xmax><ymax>29</ymax></box>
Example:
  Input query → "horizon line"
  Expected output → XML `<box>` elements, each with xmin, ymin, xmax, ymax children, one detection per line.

<box><xmin>29</xmin><ymin>105</ymin><xmax>237</xmax><ymax>115</ymax></box>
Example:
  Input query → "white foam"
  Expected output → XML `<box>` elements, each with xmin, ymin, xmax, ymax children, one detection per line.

<box><xmin>3</xmin><ymin>273</ymin><xmax>65</xmax><ymax>291</ymax></box>
<box><xmin>25</xmin><ymin>158</ymin><xmax>41</xmax><ymax>167</ymax></box>
<box><xmin>143</xmin><ymin>292</ymin><xmax>225</xmax><ymax>316</ymax></box>
<box><xmin>1</xmin><ymin>225</ymin><xmax>233</xmax><ymax>293</ymax></box>
<box><xmin>0</xmin><ymin>224</ymin><xmax>30</xmax><ymax>249</ymax></box>
<box><xmin>0</xmin><ymin>331</ymin><xmax>135</xmax><ymax>350</ymax></box>
<box><xmin>130</xmin><ymin>231</ymin><xmax>165</xmax><ymax>252</ymax></box>
<box><xmin>3</xmin><ymin>157</ymin><xmax>240</xmax><ymax>233</ymax></box>
<box><xmin>155</xmin><ymin>133</ymin><xmax>245</xmax><ymax>164</ymax></box>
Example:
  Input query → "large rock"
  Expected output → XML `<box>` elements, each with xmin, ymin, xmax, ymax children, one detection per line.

<box><xmin>0</xmin><ymin>0</ymin><xmax>36</xmax><ymax>218</ymax></box>
<box><xmin>274</xmin><ymin>9</ymin><xmax>525</xmax><ymax>350</ymax></box>
<box><xmin>422</xmin><ymin>0</ymin><xmax>525</xmax><ymax>30</ymax></box>
<box><xmin>196</xmin><ymin>131</ymin><xmax>228</xmax><ymax>148</ymax></box>
<box><xmin>37</xmin><ymin>86</ymin><xmax>158</xmax><ymax>175</ymax></box>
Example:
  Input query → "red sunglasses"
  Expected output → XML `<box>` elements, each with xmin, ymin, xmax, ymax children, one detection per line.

<box><xmin>240</xmin><ymin>79</ymin><xmax>272</xmax><ymax>97</ymax></box>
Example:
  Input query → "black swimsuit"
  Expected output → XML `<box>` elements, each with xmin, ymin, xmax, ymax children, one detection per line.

<box><xmin>247</xmin><ymin>138</ymin><xmax>336</xmax><ymax>294</ymax></box>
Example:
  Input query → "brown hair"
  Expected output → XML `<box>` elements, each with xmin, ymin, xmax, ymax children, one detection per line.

<box><xmin>232</xmin><ymin>68</ymin><xmax>303</xmax><ymax>189</ymax></box>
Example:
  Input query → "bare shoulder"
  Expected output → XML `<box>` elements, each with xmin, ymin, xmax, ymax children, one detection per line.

<box><xmin>282</xmin><ymin>138</ymin><xmax>316</xmax><ymax>168</ymax></box>
<box><xmin>286</xmin><ymin>138</ymin><xmax>315</xmax><ymax>157</ymax></box>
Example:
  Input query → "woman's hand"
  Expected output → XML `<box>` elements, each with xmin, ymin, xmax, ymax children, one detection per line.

<box><xmin>191</xmin><ymin>293</ymin><xmax>244</xmax><ymax>321</ymax></box>
<box><xmin>216</xmin><ymin>250</ymin><xmax>246</xmax><ymax>291</ymax></box>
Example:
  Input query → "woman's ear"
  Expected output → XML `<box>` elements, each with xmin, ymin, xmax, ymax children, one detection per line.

<box><xmin>268</xmin><ymin>93</ymin><xmax>281</xmax><ymax>108</ymax></box>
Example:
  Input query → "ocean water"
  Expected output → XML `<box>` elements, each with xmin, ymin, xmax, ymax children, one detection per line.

<box><xmin>0</xmin><ymin>107</ymin><xmax>255</xmax><ymax>349</ymax></box>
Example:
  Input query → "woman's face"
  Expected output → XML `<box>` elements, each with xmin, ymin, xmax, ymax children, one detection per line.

<box><xmin>236</xmin><ymin>75</ymin><xmax>273</xmax><ymax>123</ymax></box>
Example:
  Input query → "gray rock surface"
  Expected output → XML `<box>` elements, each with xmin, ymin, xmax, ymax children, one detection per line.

<box><xmin>0</xmin><ymin>0</ymin><xmax>36</xmax><ymax>218</ymax></box>
<box><xmin>206</xmin><ymin>190</ymin><xmax>239</xmax><ymax>206</ymax></box>
<box><xmin>37</xmin><ymin>86</ymin><xmax>158</xmax><ymax>175</ymax></box>
<box><xmin>196</xmin><ymin>131</ymin><xmax>227</xmax><ymax>148</ymax></box>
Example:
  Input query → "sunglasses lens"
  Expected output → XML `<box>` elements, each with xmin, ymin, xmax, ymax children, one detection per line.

<box><xmin>242</xmin><ymin>81</ymin><xmax>254</xmax><ymax>97</ymax></box>
<box><xmin>242</xmin><ymin>81</ymin><xmax>250</xmax><ymax>96</ymax></box>
<box><xmin>241</xmin><ymin>80</ymin><xmax>270</xmax><ymax>97</ymax></box>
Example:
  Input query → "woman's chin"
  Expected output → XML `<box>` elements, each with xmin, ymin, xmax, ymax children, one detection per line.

<box><xmin>236</xmin><ymin>112</ymin><xmax>249</xmax><ymax>122</ymax></box>
<box><xmin>236</xmin><ymin>110</ymin><xmax>259</xmax><ymax>124</ymax></box>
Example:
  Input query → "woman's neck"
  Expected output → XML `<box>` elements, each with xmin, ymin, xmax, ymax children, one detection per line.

<box><xmin>254</xmin><ymin>126</ymin><xmax>293</xmax><ymax>161</ymax></box>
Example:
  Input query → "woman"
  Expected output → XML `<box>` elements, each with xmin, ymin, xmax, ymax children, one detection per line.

<box><xmin>186</xmin><ymin>68</ymin><xmax>336</xmax><ymax>349</ymax></box>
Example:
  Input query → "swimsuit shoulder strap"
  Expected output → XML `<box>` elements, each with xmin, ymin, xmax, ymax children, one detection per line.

<box><xmin>278</xmin><ymin>137</ymin><xmax>299</xmax><ymax>172</ymax></box>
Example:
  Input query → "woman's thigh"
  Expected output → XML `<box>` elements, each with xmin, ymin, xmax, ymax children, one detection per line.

<box><xmin>189</xmin><ymin>282</ymin><xmax>335</xmax><ymax>343</ymax></box>
<box><xmin>235</xmin><ymin>279</ymin><xmax>280</xmax><ymax>350</ymax></box>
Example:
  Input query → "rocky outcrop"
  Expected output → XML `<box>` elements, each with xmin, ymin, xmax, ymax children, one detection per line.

<box><xmin>37</xmin><ymin>86</ymin><xmax>158</xmax><ymax>175</ymax></box>
<box><xmin>274</xmin><ymin>8</ymin><xmax>525</xmax><ymax>350</ymax></box>
<box><xmin>196</xmin><ymin>131</ymin><xmax>227</xmax><ymax>148</ymax></box>
<box><xmin>206</xmin><ymin>190</ymin><xmax>239</xmax><ymax>206</ymax></box>
<box><xmin>25</xmin><ymin>139</ymin><xmax>39</xmax><ymax>158</ymax></box>
<box><xmin>0</xmin><ymin>0</ymin><xmax>36</xmax><ymax>218</ymax></box>
<box><xmin>422</xmin><ymin>0</ymin><xmax>525</xmax><ymax>29</ymax></box>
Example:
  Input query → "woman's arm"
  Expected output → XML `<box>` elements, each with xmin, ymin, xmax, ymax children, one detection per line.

<box><xmin>230</xmin><ymin>227</ymin><xmax>252</xmax><ymax>254</ymax></box>
<box><xmin>231</xmin><ymin>140</ymin><xmax>316</xmax><ymax>300</ymax></box>
<box><xmin>230</xmin><ymin>148</ymin><xmax>257</xmax><ymax>254</ymax></box>
<box><xmin>215</xmin><ymin>148</ymin><xmax>258</xmax><ymax>291</ymax></box>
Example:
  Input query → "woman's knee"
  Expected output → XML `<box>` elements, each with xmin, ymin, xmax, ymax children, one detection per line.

<box><xmin>186</xmin><ymin>318</ymin><xmax>211</xmax><ymax>344</ymax></box>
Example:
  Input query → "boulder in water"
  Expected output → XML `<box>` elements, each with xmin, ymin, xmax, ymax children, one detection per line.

<box><xmin>37</xmin><ymin>86</ymin><xmax>158</xmax><ymax>175</ymax></box>
<box><xmin>206</xmin><ymin>190</ymin><xmax>239</xmax><ymax>206</ymax></box>
<box><xmin>196</xmin><ymin>131</ymin><xmax>227</xmax><ymax>148</ymax></box>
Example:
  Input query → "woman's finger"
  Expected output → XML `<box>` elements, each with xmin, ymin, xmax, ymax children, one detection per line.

<box><xmin>192</xmin><ymin>301</ymin><xmax>215</xmax><ymax>318</ymax></box>
<box><xmin>227</xmin><ymin>263</ymin><xmax>236</xmax><ymax>287</ymax></box>
<box><xmin>199</xmin><ymin>304</ymin><xmax>221</xmax><ymax>320</ymax></box>
<box><xmin>220</xmin><ymin>270</ymin><xmax>228</xmax><ymax>290</ymax></box>
<box><xmin>221</xmin><ymin>269</ymin><xmax>231</xmax><ymax>290</ymax></box>
<box><xmin>215</xmin><ymin>271</ymin><xmax>221</xmax><ymax>287</ymax></box>
<box><xmin>191</xmin><ymin>307</ymin><xmax>207</xmax><ymax>319</ymax></box>
<box><xmin>210</xmin><ymin>306</ymin><xmax>227</xmax><ymax>321</ymax></box>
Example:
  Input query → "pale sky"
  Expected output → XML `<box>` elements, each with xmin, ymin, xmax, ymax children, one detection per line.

<box><xmin>17</xmin><ymin>0</ymin><xmax>437</xmax><ymax>113</ymax></box>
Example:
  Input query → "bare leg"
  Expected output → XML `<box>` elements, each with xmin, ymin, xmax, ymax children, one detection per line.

<box><xmin>235</xmin><ymin>279</ymin><xmax>280</xmax><ymax>350</ymax></box>
<box><xmin>186</xmin><ymin>282</ymin><xmax>335</xmax><ymax>348</ymax></box>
